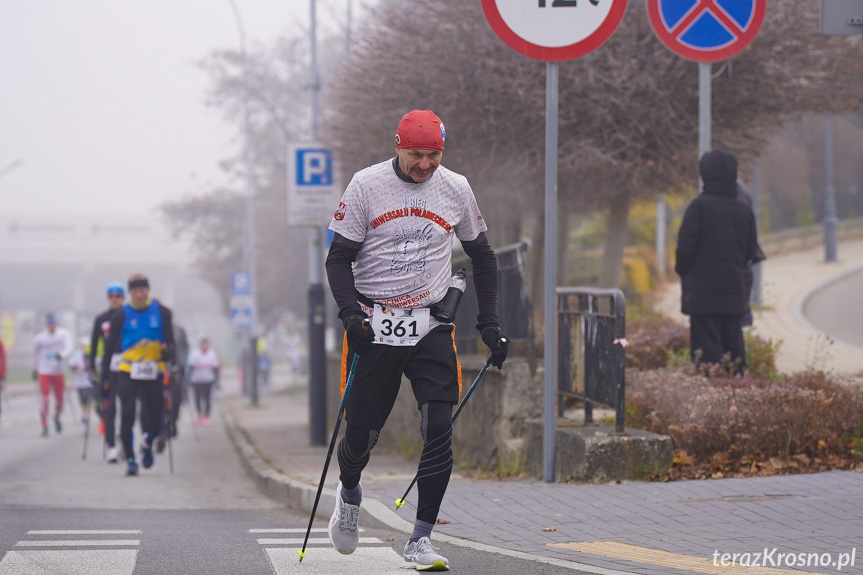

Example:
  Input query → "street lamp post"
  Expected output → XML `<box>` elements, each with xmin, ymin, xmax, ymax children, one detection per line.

<box><xmin>226</xmin><ymin>0</ymin><xmax>259</xmax><ymax>405</ymax></box>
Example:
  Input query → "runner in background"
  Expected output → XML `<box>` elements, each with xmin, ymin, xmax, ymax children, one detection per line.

<box><xmin>102</xmin><ymin>274</ymin><xmax>175</xmax><ymax>476</ymax></box>
<box><xmin>186</xmin><ymin>337</ymin><xmax>220</xmax><ymax>427</ymax></box>
<box><xmin>68</xmin><ymin>337</ymin><xmax>93</xmax><ymax>425</ymax></box>
<box><xmin>32</xmin><ymin>313</ymin><xmax>73</xmax><ymax>437</ymax></box>
<box><xmin>89</xmin><ymin>281</ymin><xmax>125</xmax><ymax>463</ymax></box>
<box><xmin>257</xmin><ymin>338</ymin><xmax>271</xmax><ymax>389</ymax></box>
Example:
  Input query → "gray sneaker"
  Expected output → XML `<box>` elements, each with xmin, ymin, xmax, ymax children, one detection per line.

<box><xmin>328</xmin><ymin>481</ymin><xmax>360</xmax><ymax>554</ymax></box>
<box><xmin>402</xmin><ymin>537</ymin><xmax>450</xmax><ymax>571</ymax></box>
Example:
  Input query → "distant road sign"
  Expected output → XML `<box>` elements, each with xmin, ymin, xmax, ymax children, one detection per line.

<box><xmin>231</xmin><ymin>272</ymin><xmax>253</xmax><ymax>330</ymax></box>
<box><xmin>646</xmin><ymin>0</ymin><xmax>765</xmax><ymax>62</ymax></box>
<box><xmin>286</xmin><ymin>143</ymin><xmax>341</xmax><ymax>227</ymax></box>
<box><xmin>482</xmin><ymin>0</ymin><xmax>627</xmax><ymax>62</ymax></box>
<box><xmin>231</xmin><ymin>272</ymin><xmax>251</xmax><ymax>296</ymax></box>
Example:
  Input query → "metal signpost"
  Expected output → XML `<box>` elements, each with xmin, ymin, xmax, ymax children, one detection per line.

<box><xmin>646</xmin><ymin>0</ymin><xmax>766</xmax><ymax>164</ymax></box>
<box><xmin>820</xmin><ymin>0</ymin><xmax>863</xmax><ymax>262</ymax></box>
<box><xmin>285</xmin><ymin>142</ymin><xmax>340</xmax><ymax>446</ymax></box>
<box><xmin>481</xmin><ymin>0</ymin><xmax>626</xmax><ymax>482</ymax></box>
<box><xmin>230</xmin><ymin>272</ymin><xmax>256</xmax><ymax>404</ymax></box>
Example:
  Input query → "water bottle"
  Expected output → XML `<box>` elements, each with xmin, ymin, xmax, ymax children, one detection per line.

<box><xmin>434</xmin><ymin>267</ymin><xmax>467</xmax><ymax>323</ymax></box>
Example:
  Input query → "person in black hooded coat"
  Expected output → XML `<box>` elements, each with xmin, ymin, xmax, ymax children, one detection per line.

<box><xmin>675</xmin><ymin>149</ymin><xmax>764</xmax><ymax>373</ymax></box>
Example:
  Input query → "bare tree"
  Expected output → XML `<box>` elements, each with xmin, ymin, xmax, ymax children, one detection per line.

<box><xmin>323</xmin><ymin>0</ymin><xmax>862</xmax><ymax>292</ymax></box>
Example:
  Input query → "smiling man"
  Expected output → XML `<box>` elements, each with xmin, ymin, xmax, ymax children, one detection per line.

<box><xmin>324</xmin><ymin>110</ymin><xmax>509</xmax><ymax>571</ymax></box>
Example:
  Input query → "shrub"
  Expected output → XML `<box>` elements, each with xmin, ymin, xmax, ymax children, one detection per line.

<box><xmin>744</xmin><ymin>332</ymin><xmax>782</xmax><ymax>381</ymax></box>
<box><xmin>627</xmin><ymin>369</ymin><xmax>863</xmax><ymax>466</ymax></box>
<box><xmin>626</xmin><ymin>316</ymin><xmax>690</xmax><ymax>370</ymax></box>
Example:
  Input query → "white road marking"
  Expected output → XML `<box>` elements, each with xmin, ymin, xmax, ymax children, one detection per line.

<box><xmin>15</xmin><ymin>540</ymin><xmax>140</xmax><ymax>547</ymax></box>
<box><xmin>0</xmin><ymin>550</ymin><xmax>137</xmax><ymax>575</ymax></box>
<box><xmin>249</xmin><ymin>528</ymin><xmax>327</xmax><ymax>533</ymax></box>
<box><xmin>258</xmin><ymin>537</ymin><xmax>381</xmax><ymax>545</ymax></box>
<box><xmin>266</xmin><ymin>546</ymin><xmax>406</xmax><ymax>574</ymax></box>
<box><xmin>27</xmin><ymin>530</ymin><xmax>141</xmax><ymax>535</ymax></box>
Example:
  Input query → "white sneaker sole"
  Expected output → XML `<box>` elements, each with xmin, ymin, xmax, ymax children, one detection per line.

<box><xmin>402</xmin><ymin>560</ymin><xmax>450</xmax><ymax>571</ymax></box>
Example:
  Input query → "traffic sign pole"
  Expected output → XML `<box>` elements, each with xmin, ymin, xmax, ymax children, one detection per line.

<box><xmin>482</xmin><ymin>0</ymin><xmax>625</xmax><ymax>483</ymax></box>
<box><xmin>698</xmin><ymin>61</ymin><xmax>711</xmax><ymax>187</ymax></box>
<box><xmin>542</xmin><ymin>61</ymin><xmax>559</xmax><ymax>483</ymax></box>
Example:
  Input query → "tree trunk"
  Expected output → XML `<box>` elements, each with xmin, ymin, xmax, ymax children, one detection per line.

<box><xmin>599</xmin><ymin>190</ymin><xmax>632</xmax><ymax>288</ymax></box>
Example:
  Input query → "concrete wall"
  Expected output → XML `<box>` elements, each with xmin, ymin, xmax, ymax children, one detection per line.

<box><xmin>325</xmin><ymin>354</ymin><xmax>542</xmax><ymax>469</ymax></box>
<box><xmin>761</xmin><ymin>217</ymin><xmax>863</xmax><ymax>257</ymax></box>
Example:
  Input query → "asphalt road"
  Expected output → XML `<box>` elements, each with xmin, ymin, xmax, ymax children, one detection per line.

<box><xmin>803</xmin><ymin>267</ymin><xmax>863</xmax><ymax>350</ymax></box>
<box><xmin>0</xmin><ymin>388</ymin><xmax>595</xmax><ymax>574</ymax></box>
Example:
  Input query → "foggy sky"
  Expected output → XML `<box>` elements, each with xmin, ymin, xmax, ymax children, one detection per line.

<box><xmin>0</xmin><ymin>1</ymin><xmax>349</xmax><ymax>219</ymax></box>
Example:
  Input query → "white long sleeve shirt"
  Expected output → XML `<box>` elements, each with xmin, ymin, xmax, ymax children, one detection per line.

<box><xmin>32</xmin><ymin>327</ymin><xmax>73</xmax><ymax>375</ymax></box>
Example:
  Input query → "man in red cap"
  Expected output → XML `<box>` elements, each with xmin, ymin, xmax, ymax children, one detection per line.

<box><xmin>325</xmin><ymin>110</ymin><xmax>509</xmax><ymax>571</ymax></box>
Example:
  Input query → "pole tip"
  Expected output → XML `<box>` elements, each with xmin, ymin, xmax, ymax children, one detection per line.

<box><xmin>395</xmin><ymin>498</ymin><xmax>404</xmax><ymax>509</ymax></box>
<box><xmin>298</xmin><ymin>549</ymin><xmax>307</xmax><ymax>562</ymax></box>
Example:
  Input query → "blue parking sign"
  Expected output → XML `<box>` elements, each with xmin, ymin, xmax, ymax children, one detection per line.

<box><xmin>295</xmin><ymin>148</ymin><xmax>333</xmax><ymax>186</ymax></box>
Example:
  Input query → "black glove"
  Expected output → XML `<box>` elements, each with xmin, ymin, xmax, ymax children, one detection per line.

<box><xmin>344</xmin><ymin>313</ymin><xmax>375</xmax><ymax>355</ymax></box>
<box><xmin>32</xmin><ymin>370</ymin><xmax>38</xmax><ymax>381</ymax></box>
<box><xmin>481</xmin><ymin>325</ymin><xmax>510</xmax><ymax>369</ymax></box>
<box><xmin>99</xmin><ymin>380</ymin><xmax>111</xmax><ymax>400</ymax></box>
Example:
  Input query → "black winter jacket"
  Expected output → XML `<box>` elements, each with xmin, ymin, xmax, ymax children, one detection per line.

<box><xmin>675</xmin><ymin>150</ymin><xmax>764</xmax><ymax>316</ymax></box>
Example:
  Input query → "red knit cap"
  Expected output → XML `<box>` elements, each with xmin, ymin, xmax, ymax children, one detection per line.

<box><xmin>394</xmin><ymin>110</ymin><xmax>445</xmax><ymax>151</ymax></box>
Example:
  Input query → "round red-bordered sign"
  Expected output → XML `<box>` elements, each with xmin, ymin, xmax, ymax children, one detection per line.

<box><xmin>482</xmin><ymin>0</ymin><xmax>628</xmax><ymax>62</ymax></box>
<box><xmin>646</xmin><ymin>0</ymin><xmax>765</xmax><ymax>62</ymax></box>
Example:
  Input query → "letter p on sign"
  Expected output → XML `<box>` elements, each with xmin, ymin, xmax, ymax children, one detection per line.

<box><xmin>296</xmin><ymin>149</ymin><xmax>333</xmax><ymax>186</ymax></box>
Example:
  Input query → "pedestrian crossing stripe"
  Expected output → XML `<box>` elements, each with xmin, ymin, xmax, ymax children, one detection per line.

<box><xmin>549</xmin><ymin>542</ymin><xmax>818</xmax><ymax>575</ymax></box>
<box><xmin>16</xmin><ymin>540</ymin><xmax>140</xmax><ymax>547</ymax></box>
<box><xmin>27</xmin><ymin>530</ymin><xmax>141</xmax><ymax>535</ymax></box>
<box><xmin>0</xmin><ymin>550</ymin><xmax>137</xmax><ymax>575</ymax></box>
<box><xmin>264</xmin><ymin>547</ymin><xmax>406</xmax><ymax>575</ymax></box>
<box><xmin>257</xmin><ymin>537</ymin><xmax>382</xmax><ymax>546</ymax></box>
<box><xmin>248</xmin><ymin>528</ymin><xmax>364</xmax><ymax>533</ymax></box>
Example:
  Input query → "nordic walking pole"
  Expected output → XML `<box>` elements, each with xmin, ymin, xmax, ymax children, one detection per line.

<box><xmin>298</xmin><ymin>320</ymin><xmax>368</xmax><ymax>563</ymax></box>
<box><xmin>395</xmin><ymin>342</ymin><xmax>505</xmax><ymax>511</ymax></box>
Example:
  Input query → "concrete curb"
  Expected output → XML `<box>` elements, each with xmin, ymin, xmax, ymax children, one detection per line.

<box><xmin>222</xmin><ymin>411</ymin><xmax>413</xmax><ymax>533</ymax></box>
<box><xmin>222</xmin><ymin>411</ymin><xmax>637</xmax><ymax>575</ymax></box>
<box><xmin>791</xmin><ymin>262</ymin><xmax>863</xmax><ymax>359</ymax></box>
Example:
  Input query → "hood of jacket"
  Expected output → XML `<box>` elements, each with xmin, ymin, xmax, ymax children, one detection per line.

<box><xmin>699</xmin><ymin>149</ymin><xmax>737</xmax><ymax>197</ymax></box>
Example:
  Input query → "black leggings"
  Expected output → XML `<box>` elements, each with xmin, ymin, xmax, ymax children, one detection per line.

<box><xmin>338</xmin><ymin>400</ymin><xmax>453</xmax><ymax>524</ymax></box>
<box><xmin>193</xmin><ymin>383</ymin><xmax>214</xmax><ymax>417</ymax></box>
<box><xmin>117</xmin><ymin>373</ymin><xmax>163</xmax><ymax>461</ymax></box>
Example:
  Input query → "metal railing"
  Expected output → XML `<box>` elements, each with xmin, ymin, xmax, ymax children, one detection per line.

<box><xmin>452</xmin><ymin>240</ymin><xmax>532</xmax><ymax>355</ymax></box>
<box><xmin>556</xmin><ymin>287</ymin><xmax>626</xmax><ymax>433</ymax></box>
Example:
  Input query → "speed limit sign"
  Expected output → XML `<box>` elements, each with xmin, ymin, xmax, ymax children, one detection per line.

<box><xmin>482</xmin><ymin>0</ymin><xmax>627</xmax><ymax>61</ymax></box>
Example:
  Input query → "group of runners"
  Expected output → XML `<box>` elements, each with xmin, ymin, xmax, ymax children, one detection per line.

<box><xmin>28</xmin><ymin>273</ymin><xmax>221</xmax><ymax>476</ymax></box>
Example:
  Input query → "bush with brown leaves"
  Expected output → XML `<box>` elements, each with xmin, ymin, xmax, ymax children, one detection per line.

<box><xmin>627</xmin><ymin>369</ymin><xmax>863</xmax><ymax>471</ymax></box>
<box><xmin>626</xmin><ymin>317</ymin><xmax>690</xmax><ymax>370</ymax></box>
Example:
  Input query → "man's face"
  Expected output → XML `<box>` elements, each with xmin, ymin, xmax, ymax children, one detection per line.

<box><xmin>47</xmin><ymin>323</ymin><xmax>56</xmax><ymax>334</ymax></box>
<box><xmin>396</xmin><ymin>148</ymin><xmax>442</xmax><ymax>183</ymax></box>
<box><xmin>129</xmin><ymin>286</ymin><xmax>149</xmax><ymax>307</ymax></box>
<box><xmin>108</xmin><ymin>293</ymin><xmax>124</xmax><ymax>309</ymax></box>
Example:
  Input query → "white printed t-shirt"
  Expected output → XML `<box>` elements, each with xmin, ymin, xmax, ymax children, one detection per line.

<box><xmin>328</xmin><ymin>159</ymin><xmax>487</xmax><ymax>328</ymax></box>
<box><xmin>187</xmin><ymin>348</ymin><xmax>221</xmax><ymax>384</ymax></box>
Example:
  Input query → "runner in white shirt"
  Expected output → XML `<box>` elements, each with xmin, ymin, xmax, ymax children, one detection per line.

<box><xmin>32</xmin><ymin>313</ymin><xmax>73</xmax><ymax>436</ymax></box>
<box><xmin>186</xmin><ymin>337</ymin><xmax>220</xmax><ymax>427</ymax></box>
<box><xmin>325</xmin><ymin>110</ymin><xmax>509</xmax><ymax>571</ymax></box>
